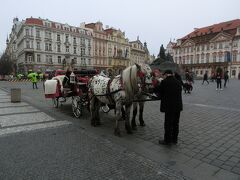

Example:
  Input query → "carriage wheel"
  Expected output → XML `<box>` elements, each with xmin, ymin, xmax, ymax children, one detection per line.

<box><xmin>72</xmin><ymin>96</ymin><xmax>82</xmax><ymax>118</ymax></box>
<box><xmin>52</xmin><ymin>97</ymin><xmax>59</xmax><ymax>108</ymax></box>
<box><xmin>101</xmin><ymin>104</ymin><xmax>110</xmax><ymax>113</ymax></box>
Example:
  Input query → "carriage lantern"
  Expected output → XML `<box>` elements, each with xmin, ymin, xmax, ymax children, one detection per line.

<box><xmin>70</xmin><ymin>72</ymin><xmax>76</xmax><ymax>84</ymax></box>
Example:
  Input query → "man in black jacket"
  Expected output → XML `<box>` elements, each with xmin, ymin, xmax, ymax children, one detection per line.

<box><xmin>158</xmin><ymin>70</ymin><xmax>183</xmax><ymax>145</ymax></box>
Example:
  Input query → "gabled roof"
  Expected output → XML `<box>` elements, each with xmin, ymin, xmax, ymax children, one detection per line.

<box><xmin>182</xmin><ymin>19</ymin><xmax>240</xmax><ymax>40</ymax></box>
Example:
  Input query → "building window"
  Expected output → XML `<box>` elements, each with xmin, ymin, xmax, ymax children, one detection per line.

<box><xmin>57</xmin><ymin>56</ymin><xmax>61</xmax><ymax>64</ymax></box>
<box><xmin>213</xmin><ymin>54</ymin><xmax>216</xmax><ymax>62</ymax></box>
<box><xmin>45</xmin><ymin>43</ymin><xmax>52</xmax><ymax>51</ymax></box>
<box><xmin>219</xmin><ymin>43</ymin><xmax>223</xmax><ymax>49</ymax></box>
<box><xmin>73</xmin><ymin>37</ymin><xmax>77</xmax><ymax>44</ymax></box>
<box><xmin>27</xmin><ymin>55</ymin><xmax>33</xmax><ymax>62</ymax></box>
<box><xmin>219</xmin><ymin>54</ymin><xmax>222</xmax><ymax>62</ymax></box>
<box><xmin>233</xmin><ymin>42</ymin><xmax>238</xmax><ymax>47</ymax></box>
<box><xmin>26</xmin><ymin>40</ymin><xmax>30</xmax><ymax>48</ymax></box>
<box><xmin>25</xmin><ymin>29</ymin><xmax>29</xmax><ymax>36</ymax></box>
<box><xmin>66</xmin><ymin>46</ymin><xmax>69</xmax><ymax>52</ymax></box>
<box><xmin>206</xmin><ymin>54</ymin><xmax>210</xmax><ymax>63</ymax></box>
<box><xmin>196</xmin><ymin>46</ymin><xmax>199</xmax><ymax>52</ymax></box>
<box><xmin>45</xmin><ymin>31</ymin><xmax>51</xmax><ymax>39</ymax></box>
<box><xmin>200</xmin><ymin>70</ymin><xmax>203</xmax><ymax>75</ymax></box>
<box><xmin>37</xmin><ymin>54</ymin><xmax>41</xmax><ymax>62</ymax></box>
<box><xmin>232</xmin><ymin>70</ymin><xmax>236</xmax><ymax>76</ymax></box>
<box><xmin>201</xmin><ymin>53</ymin><xmax>204</xmax><ymax>63</ymax></box>
<box><xmin>81</xmin><ymin>48</ymin><xmax>85</xmax><ymax>56</ymax></box>
<box><xmin>232</xmin><ymin>53</ymin><xmax>237</xmax><ymax>62</ymax></box>
<box><xmin>65</xmin><ymin>35</ymin><xmax>69</xmax><ymax>42</ymax></box>
<box><xmin>57</xmin><ymin>34</ymin><xmax>61</xmax><ymax>41</ymax></box>
<box><xmin>214</xmin><ymin>43</ymin><xmax>217</xmax><ymax>49</ymax></box>
<box><xmin>201</xmin><ymin>45</ymin><xmax>205</xmax><ymax>51</ymax></box>
<box><xmin>46</xmin><ymin>55</ymin><xmax>53</xmax><ymax>64</ymax></box>
<box><xmin>57</xmin><ymin>44</ymin><xmax>61</xmax><ymax>52</ymax></box>
<box><xmin>74</xmin><ymin>46</ymin><xmax>77</xmax><ymax>54</ymax></box>
<box><xmin>207</xmin><ymin>44</ymin><xmax>210</xmax><ymax>50</ymax></box>
<box><xmin>36</xmin><ymin>30</ymin><xmax>40</xmax><ymax>38</ymax></box>
<box><xmin>36</xmin><ymin>42</ymin><xmax>41</xmax><ymax>50</ymax></box>
<box><xmin>88</xmin><ymin>48</ymin><xmax>91</xmax><ymax>55</ymax></box>
<box><xmin>196</xmin><ymin>54</ymin><xmax>200</xmax><ymax>64</ymax></box>
<box><xmin>81</xmin><ymin>38</ymin><xmax>85</xmax><ymax>45</ymax></box>
<box><xmin>196</xmin><ymin>70</ymin><xmax>198</xmax><ymax>75</ymax></box>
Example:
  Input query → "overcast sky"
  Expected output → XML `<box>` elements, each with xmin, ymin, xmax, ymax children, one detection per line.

<box><xmin>0</xmin><ymin>0</ymin><xmax>239</xmax><ymax>56</ymax></box>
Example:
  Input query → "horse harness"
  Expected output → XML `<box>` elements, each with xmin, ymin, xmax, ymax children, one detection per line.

<box><xmin>90</xmin><ymin>67</ymin><xmax>147</xmax><ymax>104</ymax></box>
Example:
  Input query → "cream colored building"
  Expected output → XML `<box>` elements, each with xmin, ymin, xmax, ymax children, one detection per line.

<box><xmin>6</xmin><ymin>18</ymin><xmax>151</xmax><ymax>75</ymax></box>
<box><xmin>6</xmin><ymin>17</ymin><xmax>93</xmax><ymax>74</ymax></box>
<box><xmin>85</xmin><ymin>22</ymin><xmax>108</xmax><ymax>71</ymax></box>
<box><xmin>105</xmin><ymin>28</ymin><xmax>131</xmax><ymax>75</ymax></box>
<box><xmin>170</xmin><ymin>19</ymin><xmax>240</xmax><ymax>78</ymax></box>
<box><xmin>129</xmin><ymin>38</ymin><xmax>150</xmax><ymax>65</ymax></box>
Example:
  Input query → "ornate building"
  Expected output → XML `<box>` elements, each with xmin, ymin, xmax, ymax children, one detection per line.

<box><xmin>6</xmin><ymin>17</ymin><xmax>93</xmax><ymax>74</ymax></box>
<box><xmin>6</xmin><ymin>17</ymin><xmax>151</xmax><ymax>75</ymax></box>
<box><xmin>129</xmin><ymin>37</ymin><xmax>150</xmax><ymax>65</ymax></box>
<box><xmin>170</xmin><ymin>19</ymin><xmax>240</xmax><ymax>78</ymax></box>
<box><xmin>104</xmin><ymin>28</ymin><xmax>131</xmax><ymax>75</ymax></box>
<box><xmin>85</xmin><ymin>22</ymin><xmax>108</xmax><ymax>71</ymax></box>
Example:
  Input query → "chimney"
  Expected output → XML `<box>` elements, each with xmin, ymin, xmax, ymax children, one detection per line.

<box><xmin>80</xmin><ymin>22</ymin><xmax>85</xmax><ymax>28</ymax></box>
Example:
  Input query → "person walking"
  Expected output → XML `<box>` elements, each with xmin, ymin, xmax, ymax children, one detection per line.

<box><xmin>202</xmin><ymin>72</ymin><xmax>209</xmax><ymax>85</ymax></box>
<box><xmin>224</xmin><ymin>71</ymin><xmax>229</xmax><ymax>88</ymax></box>
<box><xmin>216</xmin><ymin>72</ymin><xmax>222</xmax><ymax>90</ymax></box>
<box><xmin>158</xmin><ymin>70</ymin><xmax>183</xmax><ymax>145</ymax></box>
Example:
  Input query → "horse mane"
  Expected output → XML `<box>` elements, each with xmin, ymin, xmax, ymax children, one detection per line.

<box><xmin>122</xmin><ymin>64</ymin><xmax>139</xmax><ymax>99</ymax></box>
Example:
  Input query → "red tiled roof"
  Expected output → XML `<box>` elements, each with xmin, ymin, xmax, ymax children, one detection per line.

<box><xmin>85</xmin><ymin>23</ymin><xmax>96</xmax><ymax>29</ymax></box>
<box><xmin>25</xmin><ymin>18</ymin><xmax>43</xmax><ymax>26</ymax></box>
<box><xmin>104</xmin><ymin>28</ymin><xmax>115</xmax><ymax>34</ymax></box>
<box><xmin>182</xmin><ymin>19</ymin><xmax>240</xmax><ymax>39</ymax></box>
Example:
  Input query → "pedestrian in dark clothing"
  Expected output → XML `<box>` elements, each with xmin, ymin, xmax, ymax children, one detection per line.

<box><xmin>202</xmin><ymin>72</ymin><xmax>209</xmax><ymax>85</ymax></box>
<box><xmin>158</xmin><ymin>70</ymin><xmax>183</xmax><ymax>145</ymax></box>
<box><xmin>216</xmin><ymin>72</ymin><xmax>222</xmax><ymax>90</ymax></box>
<box><xmin>224</xmin><ymin>71</ymin><xmax>229</xmax><ymax>88</ymax></box>
<box><xmin>174</xmin><ymin>72</ymin><xmax>184</xmax><ymax>86</ymax></box>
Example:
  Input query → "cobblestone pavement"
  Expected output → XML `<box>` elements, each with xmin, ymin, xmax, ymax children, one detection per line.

<box><xmin>1</xmin><ymin>80</ymin><xmax>240</xmax><ymax>179</ymax></box>
<box><xmin>0</xmin><ymin>87</ymin><xmax>188</xmax><ymax>180</ymax></box>
<box><xmin>104</xmin><ymin>80</ymin><xmax>240</xmax><ymax>177</ymax></box>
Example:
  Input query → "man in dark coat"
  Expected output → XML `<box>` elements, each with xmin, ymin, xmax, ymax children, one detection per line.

<box><xmin>202</xmin><ymin>72</ymin><xmax>209</xmax><ymax>85</ymax></box>
<box><xmin>224</xmin><ymin>71</ymin><xmax>229</xmax><ymax>88</ymax></box>
<box><xmin>158</xmin><ymin>70</ymin><xmax>183</xmax><ymax>145</ymax></box>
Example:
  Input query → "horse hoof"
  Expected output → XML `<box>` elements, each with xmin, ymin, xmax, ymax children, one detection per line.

<box><xmin>96</xmin><ymin>122</ymin><xmax>102</xmax><ymax>126</ymax></box>
<box><xmin>114</xmin><ymin>129</ymin><xmax>121</xmax><ymax>137</ymax></box>
<box><xmin>127</xmin><ymin>130</ymin><xmax>133</xmax><ymax>134</ymax></box>
<box><xmin>132</xmin><ymin>126</ymin><xmax>137</xmax><ymax>130</ymax></box>
<box><xmin>140</xmin><ymin>123</ymin><xmax>146</xmax><ymax>127</ymax></box>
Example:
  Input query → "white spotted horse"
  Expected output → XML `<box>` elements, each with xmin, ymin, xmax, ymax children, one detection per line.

<box><xmin>88</xmin><ymin>64</ymin><xmax>147</xmax><ymax>136</ymax></box>
<box><xmin>131</xmin><ymin>64</ymin><xmax>155</xmax><ymax>130</ymax></box>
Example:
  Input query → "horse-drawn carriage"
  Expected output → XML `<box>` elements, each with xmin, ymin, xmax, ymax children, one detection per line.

<box><xmin>44</xmin><ymin>69</ymin><xmax>97</xmax><ymax>118</ymax></box>
<box><xmin>44</xmin><ymin>64</ymin><xmax>161</xmax><ymax>136</ymax></box>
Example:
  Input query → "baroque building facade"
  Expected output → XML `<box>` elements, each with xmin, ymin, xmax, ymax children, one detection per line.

<box><xmin>7</xmin><ymin>17</ymin><xmax>93</xmax><ymax>73</ymax></box>
<box><xmin>6</xmin><ymin>17</ymin><xmax>150</xmax><ymax>75</ymax></box>
<box><xmin>169</xmin><ymin>19</ymin><xmax>240</xmax><ymax>78</ymax></box>
<box><xmin>105</xmin><ymin>28</ymin><xmax>131</xmax><ymax>75</ymax></box>
<box><xmin>129</xmin><ymin>37</ymin><xmax>150</xmax><ymax>65</ymax></box>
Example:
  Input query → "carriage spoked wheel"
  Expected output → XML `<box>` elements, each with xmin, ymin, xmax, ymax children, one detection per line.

<box><xmin>52</xmin><ymin>97</ymin><xmax>59</xmax><ymax>108</ymax></box>
<box><xmin>72</xmin><ymin>96</ymin><xmax>82</xmax><ymax>118</ymax></box>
